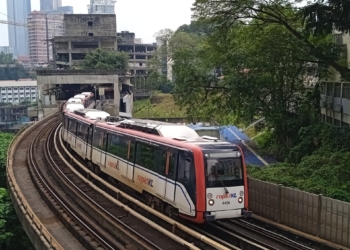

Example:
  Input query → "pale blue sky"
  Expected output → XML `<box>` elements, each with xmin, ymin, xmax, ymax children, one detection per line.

<box><xmin>0</xmin><ymin>0</ymin><xmax>195</xmax><ymax>46</ymax></box>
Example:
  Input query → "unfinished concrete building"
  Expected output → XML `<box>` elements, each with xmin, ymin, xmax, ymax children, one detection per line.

<box><xmin>117</xmin><ymin>31</ymin><xmax>157</xmax><ymax>76</ymax></box>
<box><xmin>52</xmin><ymin>14</ymin><xmax>117</xmax><ymax>68</ymax></box>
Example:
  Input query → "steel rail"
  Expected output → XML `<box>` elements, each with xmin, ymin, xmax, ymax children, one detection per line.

<box><xmin>29</xmin><ymin>118</ymin><xmax>117</xmax><ymax>250</ymax></box>
<box><xmin>49</xmin><ymin>124</ymin><xmax>165</xmax><ymax>250</ymax></box>
<box><xmin>57</xmin><ymin>124</ymin><xmax>230</xmax><ymax>250</ymax></box>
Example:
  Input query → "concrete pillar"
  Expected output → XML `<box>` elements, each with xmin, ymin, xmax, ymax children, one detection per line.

<box><xmin>102</xmin><ymin>82</ymin><xmax>119</xmax><ymax>116</ymax></box>
<box><xmin>69</xmin><ymin>53</ymin><xmax>72</xmax><ymax>67</ymax></box>
<box><xmin>37</xmin><ymin>80</ymin><xmax>44</xmax><ymax>119</ymax></box>
<box><xmin>98</xmin><ymin>41</ymin><xmax>102</xmax><ymax>48</ymax></box>
<box><xmin>133</xmin><ymin>46</ymin><xmax>135</xmax><ymax>53</ymax></box>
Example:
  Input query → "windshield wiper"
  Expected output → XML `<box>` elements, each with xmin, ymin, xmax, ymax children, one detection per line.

<box><xmin>219</xmin><ymin>180</ymin><xmax>229</xmax><ymax>194</ymax></box>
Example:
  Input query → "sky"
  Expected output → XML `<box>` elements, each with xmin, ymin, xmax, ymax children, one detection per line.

<box><xmin>0</xmin><ymin>0</ymin><xmax>195</xmax><ymax>46</ymax></box>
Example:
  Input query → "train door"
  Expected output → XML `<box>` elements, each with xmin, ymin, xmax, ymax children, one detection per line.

<box><xmin>175</xmin><ymin>151</ymin><xmax>196</xmax><ymax>214</ymax></box>
<box><xmin>126</xmin><ymin>139</ymin><xmax>135</xmax><ymax>180</ymax></box>
<box><xmin>99</xmin><ymin>130</ymin><xmax>107</xmax><ymax>168</ymax></box>
<box><xmin>164</xmin><ymin>151</ymin><xmax>178</xmax><ymax>202</ymax></box>
<box><xmin>86</xmin><ymin>126</ymin><xmax>93</xmax><ymax>160</ymax></box>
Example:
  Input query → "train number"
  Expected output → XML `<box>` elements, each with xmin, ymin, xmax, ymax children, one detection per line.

<box><xmin>222</xmin><ymin>201</ymin><xmax>230</xmax><ymax>205</ymax></box>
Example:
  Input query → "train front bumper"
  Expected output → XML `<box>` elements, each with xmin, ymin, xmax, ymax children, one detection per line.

<box><xmin>204</xmin><ymin>209</ymin><xmax>252</xmax><ymax>221</ymax></box>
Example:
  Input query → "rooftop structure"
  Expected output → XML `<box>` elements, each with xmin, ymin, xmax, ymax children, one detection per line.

<box><xmin>118</xmin><ymin>31</ymin><xmax>157</xmax><ymax>76</ymax></box>
<box><xmin>53</xmin><ymin>14</ymin><xmax>117</xmax><ymax>68</ymax></box>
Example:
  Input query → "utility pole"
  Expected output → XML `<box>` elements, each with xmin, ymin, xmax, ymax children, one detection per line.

<box><xmin>45</xmin><ymin>14</ymin><xmax>49</xmax><ymax>63</ymax></box>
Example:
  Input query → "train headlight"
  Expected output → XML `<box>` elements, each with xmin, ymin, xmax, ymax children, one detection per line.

<box><xmin>238</xmin><ymin>197</ymin><xmax>243</xmax><ymax>203</ymax></box>
<box><xmin>208</xmin><ymin>199</ymin><xmax>215</xmax><ymax>206</ymax></box>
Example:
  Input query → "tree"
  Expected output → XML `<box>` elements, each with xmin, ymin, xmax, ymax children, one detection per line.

<box><xmin>0</xmin><ymin>132</ymin><xmax>14</xmax><ymax>188</ymax></box>
<box><xmin>302</xmin><ymin>0</ymin><xmax>350</xmax><ymax>36</ymax></box>
<box><xmin>82</xmin><ymin>48</ymin><xmax>129</xmax><ymax>70</ymax></box>
<box><xmin>192</xmin><ymin>0</ymin><xmax>350</xmax><ymax>81</ymax></box>
<box><xmin>172</xmin><ymin>20</ymin><xmax>324</xmax><ymax>152</ymax></box>
<box><xmin>0</xmin><ymin>188</ymin><xmax>34</xmax><ymax>249</ymax></box>
<box><xmin>148</xmin><ymin>29</ymin><xmax>202</xmax><ymax>73</ymax></box>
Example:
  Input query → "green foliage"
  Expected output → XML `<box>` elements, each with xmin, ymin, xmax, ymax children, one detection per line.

<box><xmin>192</xmin><ymin>0</ymin><xmax>350</xmax><ymax>81</ymax></box>
<box><xmin>0</xmin><ymin>132</ymin><xmax>14</xmax><ymax>189</ymax></box>
<box><xmin>249</xmin><ymin>122</ymin><xmax>350</xmax><ymax>202</ymax></box>
<box><xmin>0</xmin><ymin>52</ymin><xmax>29</xmax><ymax>80</ymax></box>
<box><xmin>0</xmin><ymin>188</ymin><xmax>34</xmax><ymax>249</ymax></box>
<box><xmin>133</xmin><ymin>94</ymin><xmax>186</xmax><ymax>118</ymax></box>
<box><xmin>82</xmin><ymin>48</ymin><xmax>129</xmax><ymax>70</ymax></box>
<box><xmin>145</xmin><ymin>72</ymin><xmax>168</xmax><ymax>91</ymax></box>
<box><xmin>301</xmin><ymin>0</ymin><xmax>350</xmax><ymax>36</ymax></box>
<box><xmin>172</xmin><ymin>18</ymin><xmax>323</xmax><ymax>148</ymax></box>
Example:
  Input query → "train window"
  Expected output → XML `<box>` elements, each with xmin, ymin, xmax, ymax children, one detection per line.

<box><xmin>93</xmin><ymin>128</ymin><xmax>105</xmax><ymax>150</ymax></box>
<box><xmin>136</xmin><ymin>143</ymin><xmax>155</xmax><ymax>170</ymax></box>
<box><xmin>68</xmin><ymin>119</ymin><xmax>76</xmax><ymax>134</ymax></box>
<box><xmin>160</xmin><ymin>151</ymin><xmax>167</xmax><ymax>174</ymax></box>
<box><xmin>154</xmin><ymin>148</ymin><xmax>166</xmax><ymax>174</ymax></box>
<box><xmin>107</xmin><ymin>134</ymin><xmax>128</xmax><ymax>159</ymax></box>
<box><xmin>178</xmin><ymin>153</ymin><xmax>193</xmax><ymax>183</ymax></box>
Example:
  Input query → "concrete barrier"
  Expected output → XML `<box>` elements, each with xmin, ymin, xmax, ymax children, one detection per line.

<box><xmin>249</xmin><ymin>178</ymin><xmax>350</xmax><ymax>247</ymax></box>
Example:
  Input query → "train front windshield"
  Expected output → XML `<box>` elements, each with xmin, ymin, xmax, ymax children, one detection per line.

<box><xmin>205</xmin><ymin>151</ymin><xmax>244</xmax><ymax>187</ymax></box>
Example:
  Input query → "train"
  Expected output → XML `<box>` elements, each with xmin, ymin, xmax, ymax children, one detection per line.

<box><xmin>66</xmin><ymin>92</ymin><xmax>95</xmax><ymax>111</ymax></box>
<box><xmin>61</xmin><ymin>99</ymin><xmax>251</xmax><ymax>223</ymax></box>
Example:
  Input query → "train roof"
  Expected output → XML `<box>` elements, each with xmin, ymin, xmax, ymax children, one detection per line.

<box><xmin>65</xmin><ymin>108</ymin><xmax>238</xmax><ymax>149</ymax></box>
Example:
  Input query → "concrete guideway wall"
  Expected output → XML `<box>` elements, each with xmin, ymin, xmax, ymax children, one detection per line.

<box><xmin>249</xmin><ymin>178</ymin><xmax>350</xmax><ymax>248</ymax></box>
<box><xmin>6</xmin><ymin>112</ymin><xmax>63</xmax><ymax>250</ymax></box>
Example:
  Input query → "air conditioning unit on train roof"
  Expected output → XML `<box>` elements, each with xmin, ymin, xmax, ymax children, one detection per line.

<box><xmin>118</xmin><ymin>119</ymin><xmax>200</xmax><ymax>139</ymax></box>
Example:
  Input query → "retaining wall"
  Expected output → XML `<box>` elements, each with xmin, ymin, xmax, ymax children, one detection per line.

<box><xmin>249</xmin><ymin>178</ymin><xmax>350</xmax><ymax>247</ymax></box>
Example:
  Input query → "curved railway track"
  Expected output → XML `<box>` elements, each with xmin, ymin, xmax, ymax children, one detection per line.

<box><xmin>22</xmin><ymin>111</ymin><xmax>343</xmax><ymax>250</ymax></box>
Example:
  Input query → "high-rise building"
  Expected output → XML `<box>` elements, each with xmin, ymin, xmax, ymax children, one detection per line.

<box><xmin>87</xmin><ymin>0</ymin><xmax>116</xmax><ymax>14</ymax></box>
<box><xmin>6</xmin><ymin>0</ymin><xmax>31</xmax><ymax>57</ymax></box>
<box><xmin>28</xmin><ymin>11</ymin><xmax>65</xmax><ymax>64</ymax></box>
<box><xmin>40</xmin><ymin>0</ymin><xmax>62</xmax><ymax>11</ymax></box>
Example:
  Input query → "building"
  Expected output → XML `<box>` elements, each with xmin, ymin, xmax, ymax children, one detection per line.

<box><xmin>0</xmin><ymin>80</ymin><xmax>38</xmax><ymax>104</ymax></box>
<box><xmin>52</xmin><ymin>14</ymin><xmax>117</xmax><ymax>68</ymax></box>
<box><xmin>134</xmin><ymin>38</ymin><xmax>143</xmax><ymax>44</ymax></box>
<box><xmin>6</xmin><ymin>0</ymin><xmax>31</xmax><ymax>57</ymax></box>
<box><xmin>0</xmin><ymin>105</ymin><xmax>30</xmax><ymax>132</ymax></box>
<box><xmin>118</xmin><ymin>31</ymin><xmax>157</xmax><ymax>76</ymax></box>
<box><xmin>57</xmin><ymin>6</ymin><xmax>73</xmax><ymax>14</ymax></box>
<box><xmin>0</xmin><ymin>46</ymin><xmax>15</xmax><ymax>57</ymax></box>
<box><xmin>156</xmin><ymin>37</ymin><xmax>173</xmax><ymax>81</ymax></box>
<box><xmin>28</xmin><ymin>11</ymin><xmax>65</xmax><ymax>64</ymax></box>
<box><xmin>40</xmin><ymin>0</ymin><xmax>62</xmax><ymax>11</ymax></box>
<box><xmin>87</xmin><ymin>0</ymin><xmax>116</xmax><ymax>14</ymax></box>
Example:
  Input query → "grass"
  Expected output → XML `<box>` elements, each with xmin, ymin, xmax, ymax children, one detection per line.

<box><xmin>133</xmin><ymin>93</ymin><xmax>186</xmax><ymax>118</ymax></box>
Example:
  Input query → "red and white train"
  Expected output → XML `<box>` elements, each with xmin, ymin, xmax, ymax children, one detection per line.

<box><xmin>62</xmin><ymin>107</ymin><xmax>251</xmax><ymax>223</ymax></box>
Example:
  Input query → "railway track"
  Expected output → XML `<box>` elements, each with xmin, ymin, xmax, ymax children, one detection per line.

<box><xmin>23</xmin><ymin>112</ymin><xmax>342</xmax><ymax>250</ymax></box>
<box><xmin>29</xmin><ymin>117</ymin><xmax>126</xmax><ymax>250</ymax></box>
<box><xmin>47</xmin><ymin>121</ymin><xmax>229</xmax><ymax>249</ymax></box>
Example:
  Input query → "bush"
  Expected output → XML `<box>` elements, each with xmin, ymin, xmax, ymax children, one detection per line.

<box><xmin>248</xmin><ymin>122</ymin><xmax>350</xmax><ymax>202</ymax></box>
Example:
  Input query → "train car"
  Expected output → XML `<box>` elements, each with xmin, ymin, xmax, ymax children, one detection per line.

<box><xmin>66</xmin><ymin>103</ymin><xmax>84</xmax><ymax>112</ymax></box>
<box><xmin>62</xmin><ymin>108</ymin><xmax>251</xmax><ymax>223</ymax></box>
<box><xmin>67</xmin><ymin>98</ymin><xmax>83</xmax><ymax>104</ymax></box>
<box><xmin>81</xmin><ymin>92</ymin><xmax>94</xmax><ymax>98</ymax></box>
